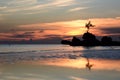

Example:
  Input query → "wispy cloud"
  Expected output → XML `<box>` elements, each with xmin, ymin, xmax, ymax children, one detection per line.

<box><xmin>1</xmin><ymin>0</ymin><xmax>37</xmax><ymax>13</ymax></box>
<box><xmin>0</xmin><ymin>6</ymin><xmax>7</xmax><ymax>10</ymax></box>
<box><xmin>18</xmin><ymin>17</ymin><xmax>120</xmax><ymax>36</ymax></box>
<box><xmin>0</xmin><ymin>0</ymin><xmax>75</xmax><ymax>13</ymax></box>
<box><xmin>116</xmin><ymin>17</ymin><xmax>120</xmax><ymax>19</ymax></box>
<box><xmin>24</xmin><ymin>0</ymin><xmax>75</xmax><ymax>11</ymax></box>
<box><xmin>68</xmin><ymin>7</ymin><xmax>89</xmax><ymax>12</ymax></box>
<box><xmin>0</xmin><ymin>0</ymin><xmax>95</xmax><ymax>20</ymax></box>
<box><xmin>18</xmin><ymin>20</ymin><xmax>86</xmax><ymax>30</ymax></box>
<box><xmin>89</xmin><ymin>18</ymin><xmax>120</xmax><ymax>28</ymax></box>
<box><xmin>7</xmin><ymin>0</ymin><xmax>37</xmax><ymax>6</ymax></box>
<box><xmin>18</xmin><ymin>17</ymin><xmax>120</xmax><ymax>29</ymax></box>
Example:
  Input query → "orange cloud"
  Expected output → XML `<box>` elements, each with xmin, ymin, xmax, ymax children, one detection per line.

<box><xmin>90</xmin><ymin>18</ymin><xmax>120</xmax><ymax>28</ymax></box>
<box><xmin>18</xmin><ymin>17</ymin><xmax>120</xmax><ymax>37</ymax></box>
<box><xmin>1</xmin><ymin>17</ymin><xmax>120</xmax><ymax>41</ymax></box>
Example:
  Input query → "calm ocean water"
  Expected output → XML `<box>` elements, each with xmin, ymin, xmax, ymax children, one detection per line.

<box><xmin>0</xmin><ymin>44</ymin><xmax>120</xmax><ymax>62</ymax></box>
<box><xmin>0</xmin><ymin>44</ymin><xmax>120</xmax><ymax>80</ymax></box>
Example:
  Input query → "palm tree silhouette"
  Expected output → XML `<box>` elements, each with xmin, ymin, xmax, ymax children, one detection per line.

<box><xmin>85</xmin><ymin>21</ymin><xmax>95</xmax><ymax>32</ymax></box>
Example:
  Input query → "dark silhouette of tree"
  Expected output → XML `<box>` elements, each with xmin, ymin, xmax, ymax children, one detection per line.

<box><xmin>85</xmin><ymin>21</ymin><xmax>94</xmax><ymax>32</ymax></box>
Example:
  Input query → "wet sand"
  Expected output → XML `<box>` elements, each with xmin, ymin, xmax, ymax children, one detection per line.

<box><xmin>0</xmin><ymin>58</ymin><xmax>120</xmax><ymax>80</ymax></box>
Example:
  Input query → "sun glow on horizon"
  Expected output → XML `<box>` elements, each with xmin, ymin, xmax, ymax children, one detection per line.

<box><xmin>68</xmin><ymin>31</ymin><xmax>81</xmax><ymax>36</ymax></box>
<box><xmin>67</xmin><ymin>29</ymin><xmax>86</xmax><ymax>36</ymax></box>
<box><xmin>0</xmin><ymin>18</ymin><xmax>120</xmax><ymax>41</ymax></box>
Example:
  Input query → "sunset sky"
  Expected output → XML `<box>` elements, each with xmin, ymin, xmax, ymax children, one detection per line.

<box><xmin>0</xmin><ymin>0</ymin><xmax>120</xmax><ymax>43</ymax></box>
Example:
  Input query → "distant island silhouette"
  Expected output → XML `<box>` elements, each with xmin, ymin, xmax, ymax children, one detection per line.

<box><xmin>61</xmin><ymin>21</ymin><xmax>120</xmax><ymax>46</ymax></box>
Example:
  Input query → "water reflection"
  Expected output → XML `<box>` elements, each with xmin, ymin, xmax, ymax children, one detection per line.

<box><xmin>85</xmin><ymin>58</ymin><xmax>93</xmax><ymax>71</ymax></box>
<box><xmin>1</xmin><ymin>57</ymin><xmax>120</xmax><ymax>71</ymax></box>
<box><xmin>0</xmin><ymin>45</ymin><xmax>120</xmax><ymax>80</ymax></box>
<box><xmin>22</xmin><ymin>58</ymin><xmax>120</xmax><ymax>72</ymax></box>
<box><xmin>0</xmin><ymin>58</ymin><xmax>120</xmax><ymax>80</ymax></box>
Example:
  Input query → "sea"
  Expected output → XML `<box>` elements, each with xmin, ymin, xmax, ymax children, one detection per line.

<box><xmin>0</xmin><ymin>44</ymin><xmax>120</xmax><ymax>80</ymax></box>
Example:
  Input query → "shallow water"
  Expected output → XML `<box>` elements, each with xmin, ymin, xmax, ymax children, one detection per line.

<box><xmin>0</xmin><ymin>44</ymin><xmax>120</xmax><ymax>80</ymax></box>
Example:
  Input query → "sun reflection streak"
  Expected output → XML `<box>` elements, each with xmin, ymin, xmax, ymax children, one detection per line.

<box><xmin>28</xmin><ymin>58</ymin><xmax>120</xmax><ymax>71</ymax></box>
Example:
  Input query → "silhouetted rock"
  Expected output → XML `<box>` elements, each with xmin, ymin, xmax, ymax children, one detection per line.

<box><xmin>101</xmin><ymin>36</ymin><xmax>112</xmax><ymax>45</ymax></box>
<box><xmin>61</xmin><ymin>21</ymin><xmax>120</xmax><ymax>46</ymax></box>
<box><xmin>82</xmin><ymin>32</ymin><xmax>100</xmax><ymax>46</ymax></box>
<box><xmin>70</xmin><ymin>36</ymin><xmax>81</xmax><ymax>46</ymax></box>
<box><xmin>82</xmin><ymin>32</ymin><xmax>96</xmax><ymax>41</ymax></box>
<box><xmin>101</xmin><ymin>36</ymin><xmax>112</xmax><ymax>42</ymax></box>
<box><xmin>61</xmin><ymin>40</ymin><xmax>71</xmax><ymax>45</ymax></box>
<box><xmin>61</xmin><ymin>32</ymin><xmax>120</xmax><ymax>46</ymax></box>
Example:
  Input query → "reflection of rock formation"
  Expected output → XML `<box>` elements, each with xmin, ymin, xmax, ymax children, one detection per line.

<box><xmin>61</xmin><ymin>32</ymin><xmax>120</xmax><ymax>46</ymax></box>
